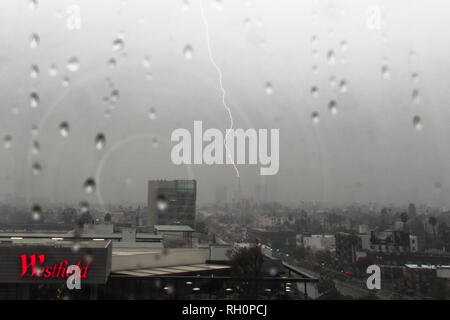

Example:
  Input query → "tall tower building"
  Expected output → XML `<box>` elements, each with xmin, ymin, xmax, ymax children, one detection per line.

<box><xmin>215</xmin><ymin>186</ymin><xmax>227</xmax><ymax>204</ymax></box>
<box><xmin>148</xmin><ymin>180</ymin><xmax>197</xmax><ymax>227</ymax></box>
<box><xmin>255</xmin><ymin>184</ymin><xmax>261</xmax><ymax>203</ymax></box>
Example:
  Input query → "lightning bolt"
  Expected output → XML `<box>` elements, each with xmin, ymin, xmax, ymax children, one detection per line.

<box><xmin>199</xmin><ymin>0</ymin><xmax>240</xmax><ymax>178</ymax></box>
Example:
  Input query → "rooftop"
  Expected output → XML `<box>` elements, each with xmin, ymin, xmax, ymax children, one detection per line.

<box><xmin>405</xmin><ymin>264</ymin><xmax>450</xmax><ymax>269</ymax></box>
<box><xmin>0</xmin><ymin>239</ymin><xmax>111</xmax><ymax>249</ymax></box>
<box><xmin>113</xmin><ymin>264</ymin><xmax>230</xmax><ymax>277</ymax></box>
<box><xmin>154</xmin><ymin>225</ymin><xmax>194</xmax><ymax>232</ymax></box>
<box><xmin>0</xmin><ymin>231</ymin><xmax>163</xmax><ymax>240</ymax></box>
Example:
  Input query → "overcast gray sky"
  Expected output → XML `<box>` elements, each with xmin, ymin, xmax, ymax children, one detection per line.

<box><xmin>1</xmin><ymin>0</ymin><xmax>450</xmax><ymax>208</ymax></box>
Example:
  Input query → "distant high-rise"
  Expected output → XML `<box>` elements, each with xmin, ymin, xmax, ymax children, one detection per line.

<box><xmin>215</xmin><ymin>186</ymin><xmax>227</xmax><ymax>204</ymax></box>
<box><xmin>408</xmin><ymin>203</ymin><xmax>417</xmax><ymax>218</ymax></box>
<box><xmin>263</xmin><ymin>184</ymin><xmax>268</xmax><ymax>203</ymax></box>
<box><xmin>255</xmin><ymin>184</ymin><xmax>264</xmax><ymax>203</ymax></box>
<box><xmin>147</xmin><ymin>180</ymin><xmax>196</xmax><ymax>227</ymax></box>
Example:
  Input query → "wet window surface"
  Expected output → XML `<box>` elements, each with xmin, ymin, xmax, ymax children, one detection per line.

<box><xmin>0</xmin><ymin>0</ymin><xmax>449</xmax><ymax>302</ymax></box>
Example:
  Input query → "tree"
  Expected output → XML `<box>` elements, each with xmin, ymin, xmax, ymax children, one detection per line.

<box><xmin>228</xmin><ymin>246</ymin><xmax>265</xmax><ymax>298</ymax></box>
<box><xmin>229</xmin><ymin>245</ymin><xmax>264</xmax><ymax>278</ymax></box>
<box><xmin>315</xmin><ymin>250</ymin><xmax>334</xmax><ymax>266</ymax></box>
<box><xmin>317</xmin><ymin>276</ymin><xmax>336</xmax><ymax>294</ymax></box>
<box><xmin>317</xmin><ymin>276</ymin><xmax>349</xmax><ymax>300</ymax></box>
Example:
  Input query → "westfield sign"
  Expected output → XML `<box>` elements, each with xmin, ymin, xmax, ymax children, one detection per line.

<box><xmin>20</xmin><ymin>254</ymin><xmax>90</xmax><ymax>279</ymax></box>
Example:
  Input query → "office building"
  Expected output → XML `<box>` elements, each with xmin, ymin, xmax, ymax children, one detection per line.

<box><xmin>148</xmin><ymin>180</ymin><xmax>196</xmax><ymax>227</ymax></box>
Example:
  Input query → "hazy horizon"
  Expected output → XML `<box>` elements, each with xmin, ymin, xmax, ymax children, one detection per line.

<box><xmin>1</xmin><ymin>0</ymin><xmax>450</xmax><ymax>209</ymax></box>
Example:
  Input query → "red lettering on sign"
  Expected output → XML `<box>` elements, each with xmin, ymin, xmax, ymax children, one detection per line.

<box><xmin>19</xmin><ymin>254</ymin><xmax>90</xmax><ymax>279</ymax></box>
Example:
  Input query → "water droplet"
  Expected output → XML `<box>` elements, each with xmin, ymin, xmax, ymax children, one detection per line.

<box><xmin>182</xmin><ymin>0</ymin><xmax>190</xmax><ymax>10</ymax></box>
<box><xmin>268</xmin><ymin>267</ymin><xmax>279</xmax><ymax>277</ymax></box>
<box><xmin>413</xmin><ymin>115</ymin><xmax>422</xmax><ymax>131</ymax></box>
<box><xmin>95</xmin><ymin>133</ymin><xmax>106</xmax><ymax>150</ymax></box>
<box><xmin>66</xmin><ymin>57</ymin><xmax>79</xmax><ymax>72</ymax></box>
<box><xmin>31</xmin><ymin>140</ymin><xmax>40</xmax><ymax>155</ymax></box>
<box><xmin>32</xmin><ymin>162</ymin><xmax>41</xmax><ymax>175</ymax></box>
<box><xmin>312</xmin><ymin>65</ymin><xmax>318</xmax><ymax>74</ymax></box>
<box><xmin>328</xmin><ymin>100</ymin><xmax>337</xmax><ymax>114</ymax></box>
<box><xmin>339</xmin><ymin>80</ymin><xmax>348</xmax><ymax>93</ymax></box>
<box><xmin>340</xmin><ymin>40</ymin><xmax>348</xmax><ymax>52</ymax></box>
<box><xmin>311</xmin><ymin>35</ymin><xmax>319</xmax><ymax>47</ymax></box>
<box><xmin>3</xmin><ymin>135</ymin><xmax>12</xmax><ymax>149</ymax></box>
<box><xmin>381</xmin><ymin>65</ymin><xmax>390</xmax><ymax>79</ymax></box>
<box><xmin>265</xmin><ymin>82</ymin><xmax>273</xmax><ymax>95</ymax></box>
<box><xmin>49</xmin><ymin>64</ymin><xmax>58</xmax><ymax>77</ymax></box>
<box><xmin>31</xmin><ymin>125</ymin><xmax>39</xmax><ymax>136</ymax></box>
<box><xmin>84</xmin><ymin>178</ymin><xmax>96</xmax><ymax>193</ymax></box>
<box><xmin>30</xmin><ymin>34</ymin><xmax>40</xmax><ymax>48</ymax></box>
<box><xmin>311</xmin><ymin>112</ymin><xmax>320</xmax><ymax>123</ymax></box>
<box><xmin>59</xmin><ymin>122</ymin><xmax>70</xmax><ymax>137</ymax></box>
<box><xmin>79</xmin><ymin>201</ymin><xmax>89</xmax><ymax>214</ymax></box>
<box><xmin>105</xmin><ymin>77</ymin><xmax>113</xmax><ymax>88</ymax></box>
<box><xmin>311</xmin><ymin>86</ymin><xmax>319</xmax><ymax>97</ymax></box>
<box><xmin>71</xmin><ymin>243</ymin><xmax>80</xmax><ymax>253</ymax></box>
<box><xmin>327</xmin><ymin>50</ymin><xmax>336</xmax><ymax>64</ymax></box>
<box><xmin>111</xmin><ymin>89</ymin><xmax>120</xmax><ymax>103</ymax></box>
<box><xmin>183</xmin><ymin>45</ymin><xmax>193</xmax><ymax>60</ymax></box>
<box><xmin>145</xmin><ymin>72</ymin><xmax>153</xmax><ymax>81</ymax></box>
<box><xmin>164</xmin><ymin>284</ymin><xmax>175</xmax><ymax>295</ymax></box>
<box><xmin>148</xmin><ymin>108</ymin><xmax>157</xmax><ymax>120</ymax></box>
<box><xmin>112</xmin><ymin>38</ymin><xmax>124</xmax><ymax>51</ymax></box>
<box><xmin>30</xmin><ymin>65</ymin><xmax>39</xmax><ymax>78</ymax></box>
<box><xmin>84</xmin><ymin>250</ymin><xmax>94</xmax><ymax>263</ymax></box>
<box><xmin>108</xmin><ymin>58</ymin><xmax>116</xmax><ymax>68</ymax></box>
<box><xmin>329</xmin><ymin>76</ymin><xmax>336</xmax><ymax>87</ymax></box>
<box><xmin>142</xmin><ymin>56</ymin><xmax>151</xmax><ymax>68</ymax></box>
<box><xmin>29</xmin><ymin>0</ymin><xmax>38</xmax><ymax>10</ymax></box>
<box><xmin>55</xmin><ymin>9</ymin><xmax>63</xmax><ymax>19</ymax></box>
<box><xmin>62</xmin><ymin>76</ymin><xmax>70</xmax><ymax>87</ymax></box>
<box><xmin>152</xmin><ymin>137</ymin><xmax>159</xmax><ymax>148</ymax></box>
<box><xmin>412</xmin><ymin>89</ymin><xmax>420</xmax><ymax>104</ymax></box>
<box><xmin>412</xmin><ymin>73</ymin><xmax>420</xmax><ymax>83</ymax></box>
<box><xmin>156</xmin><ymin>195</ymin><xmax>168</xmax><ymax>211</ymax></box>
<box><xmin>30</xmin><ymin>92</ymin><xmax>39</xmax><ymax>108</ymax></box>
<box><xmin>31</xmin><ymin>205</ymin><xmax>42</xmax><ymax>221</ymax></box>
